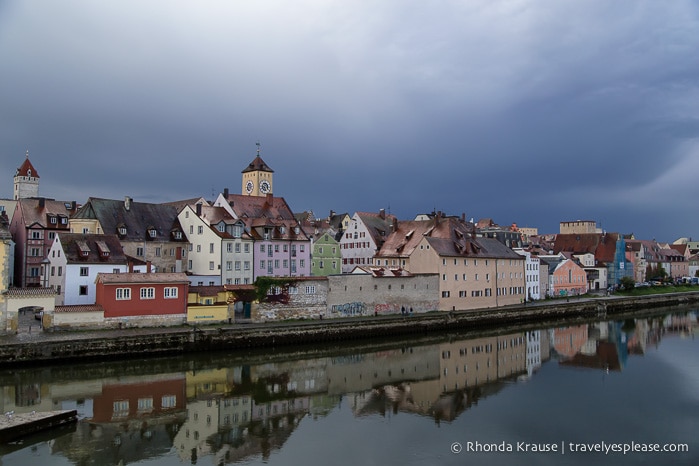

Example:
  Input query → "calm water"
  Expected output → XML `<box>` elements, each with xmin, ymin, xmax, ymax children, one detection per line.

<box><xmin>1</xmin><ymin>308</ymin><xmax>698</xmax><ymax>466</ymax></box>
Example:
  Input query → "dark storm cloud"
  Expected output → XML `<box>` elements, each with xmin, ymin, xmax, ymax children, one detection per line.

<box><xmin>2</xmin><ymin>0</ymin><xmax>699</xmax><ymax>240</ymax></box>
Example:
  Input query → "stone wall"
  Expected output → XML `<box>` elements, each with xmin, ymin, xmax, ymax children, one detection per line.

<box><xmin>327</xmin><ymin>273</ymin><xmax>439</xmax><ymax>317</ymax></box>
<box><xmin>253</xmin><ymin>278</ymin><xmax>328</xmax><ymax>321</ymax></box>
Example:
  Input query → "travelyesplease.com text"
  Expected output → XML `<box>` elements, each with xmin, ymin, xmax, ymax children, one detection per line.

<box><xmin>450</xmin><ymin>440</ymin><xmax>689</xmax><ymax>455</ymax></box>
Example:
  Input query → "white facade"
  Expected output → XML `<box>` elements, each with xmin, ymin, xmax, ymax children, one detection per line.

<box><xmin>525</xmin><ymin>330</ymin><xmax>542</xmax><ymax>378</ymax></box>
<box><xmin>178</xmin><ymin>206</ymin><xmax>223</xmax><ymax>286</ymax></box>
<box><xmin>340</xmin><ymin>213</ymin><xmax>381</xmax><ymax>273</ymax></box>
<box><xmin>514</xmin><ymin>249</ymin><xmax>541</xmax><ymax>301</ymax></box>
<box><xmin>47</xmin><ymin>238</ymin><xmax>146</xmax><ymax>305</ymax></box>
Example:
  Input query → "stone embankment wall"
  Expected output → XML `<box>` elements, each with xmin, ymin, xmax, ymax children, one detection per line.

<box><xmin>1</xmin><ymin>292</ymin><xmax>698</xmax><ymax>367</ymax></box>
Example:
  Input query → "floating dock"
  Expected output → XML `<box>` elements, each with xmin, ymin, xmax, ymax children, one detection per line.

<box><xmin>0</xmin><ymin>410</ymin><xmax>78</xmax><ymax>443</ymax></box>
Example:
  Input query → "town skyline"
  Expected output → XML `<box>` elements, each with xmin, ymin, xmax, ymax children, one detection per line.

<box><xmin>2</xmin><ymin>1</ymin><xmax>699</xmax><ymax>242</ymax></box>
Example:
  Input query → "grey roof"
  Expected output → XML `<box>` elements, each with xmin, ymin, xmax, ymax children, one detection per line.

<box><xmin>57</xmin><ymin>233</ymin><xmax>129</xmax><ymax>265</ymax></box>
<box><xmin>74</xmin><ymin>197</ymin><xmax>186</xmax><ymax>242</ymax></box>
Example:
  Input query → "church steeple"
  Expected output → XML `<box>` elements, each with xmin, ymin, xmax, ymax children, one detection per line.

<box><xmin>241</xmin><ymin>142</ymin><xmax>274</xmax><ymax>196</ymax></box>
<box><xmin>14</xmin><ymin>150</ymin><xmax>40</xmax><ymax>200</ymax></box>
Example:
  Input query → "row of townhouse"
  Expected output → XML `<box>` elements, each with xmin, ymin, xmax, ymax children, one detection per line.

<box><xmin>4</xmin><ymin>152</ymin><xmax>697</xmax><ymax>317</ymax></box>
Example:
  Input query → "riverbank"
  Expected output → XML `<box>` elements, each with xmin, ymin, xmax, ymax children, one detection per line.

<box><xmin>1</xmin><ymin>292</ymin><xmax>698</xmax><ymax>367</ymax></box>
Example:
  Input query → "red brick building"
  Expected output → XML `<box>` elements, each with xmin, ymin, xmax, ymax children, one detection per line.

<box><xmin>95</xmin><ymin>272</ymin><xmax>189</xmax><ymax>319</ymax></box>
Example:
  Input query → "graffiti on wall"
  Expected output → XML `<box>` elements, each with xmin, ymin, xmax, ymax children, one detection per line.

<box><xmin>374</xmin><ymin>303</ymin><xmax>401</xmax><ymax>315</ymax></box>
<box><xmin>331</xmin><ymin>302</ymin><xmax>366</xmax><ymax>316</ymax></box>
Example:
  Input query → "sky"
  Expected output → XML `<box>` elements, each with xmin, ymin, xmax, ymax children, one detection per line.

<box><xmin>2</xmin><ymin>0</ymin><xmax>699</xmax><ymax>242</ymax></box>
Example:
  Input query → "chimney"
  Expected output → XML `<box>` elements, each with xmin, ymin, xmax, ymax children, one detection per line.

<box><xmin>329</xmin><ymin>210</ymin><xmax>335</xmax><ymax>219</ymax></box>
<box><xmin>39</xmin><ymin>197</ymin><xmax>45</xmax><ymax>208</ymax></box>
<box><xmin>461</xmin><ymin>212</ymin><xmax>466</xmax><ymax>222</ymax></box>
<box><xmin>128</xmin><ymin>260</ymin><xmax>133</xmax><ymax>273</ymax></box>
<box><xmin>196</xmin><ymin>203</ymin><xmax>202</xmax><ymax>216</ymax></box>
<box><xmin>223</xmin><ymin>188</ymin><xmax>229</xmax><ymax>198</ymax></box>
<box><xmin>146</xmin><ymin>260</ymin><xmax>152</xmax><ymax>273</ymax></box>
<box><xmin>124</xmin><ymin>196</ymin><xmax>132</xmax><ymax>211</ymax></box>
<box><xmin>392</xmin><ymin>217</ymin><xmax>398</xmax><ymax>232</ymax></box>
<box><xmin>379</xmin><ymin>209</ymin><xmax>386</xmax><ymax>220</ymax></box>
<box><xmin>265</xmin><ymin>193</ymin><xmax>273</xmax><ymax>205</ymax></box>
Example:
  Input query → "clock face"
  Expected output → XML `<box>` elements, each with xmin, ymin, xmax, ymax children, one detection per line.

<box><xmin>259</xmin><ymin>180</ymin><xmax>271</xmax><ymax>194</ymax></box>
<box><xmin>245</xmin><ymin>180</ymin><xmax>254</xmax><ymax>194</ymax></box>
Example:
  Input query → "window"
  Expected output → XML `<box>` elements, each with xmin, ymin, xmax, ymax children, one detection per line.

<box><xmin>210</xmin><ymin>243</ymin><xmax>214</xmax><ymax>253</ymax></box>
<box><xmin>138</xmin><ymin>398</ymin><xmax>154</xmax><ymax>412</ymax></box>
<box><xmin>79</xmin><ymin>285</ymin><xmax>88</xmax><ymax>296</ymax></box>
<box><xmin>244</xmin><ymin>243</ymin><xmax>250</xmax><ymax>253</ymax></box>
<box><xmin>80</xmin><ymin>267</ymin><xmax>89</xmax><ymax>276</ymax></box>
<box><xmin>161</xmin><ymin>395</ymin><xmax>176</xmax><ymax>409</ymax></box>
<box><xmin>442</xmin><ymin>291</ymin><xmax>450</xmax><ymax>298</ymax></box>
<box><xmin>198</xmin><ymin>226</ymin><xmax>203</xmax><ymax>234</ymax></box>
<box><xmin>116</xmin><ymin>288</ymin><xmax>131</xmax><ymax>300</ymax></box>
<box><xmin>226</xmin><ymin>261</ymin><xmax>232</xmax><ymax>271</ymax></box>
<box><xmin>209</xmin><ymin>261</ymin><xmax>214</xmax><ymax>270</ymax></box>
<box><xmin>305</xmin><ymin>285</ymin><xmax>316</xmax><ymax>294</ymax></box>
<box><xmin>31</xmin><ymin>231</ymin><xmax>41</xmax><ymax>239</ymax></box>
<box><xmin>155</xmin><ymin>247</ymin><xmax>161</xmax><ymax>257</ymax></box>
<box><xmin>244</xmin><ymin>261</ymin><xmax>250</xmax><ymax>270</ymax></box>
<box><xmin>51</xmin><ymin>266</ymin><xmax>55</xmax><ymax>276</ymax></box>
<box><xmin>30</xmin><ymin>247</ymin><xmax>41</xmax><ymax>257</ymax></box>
<box><xmin>140</xmin><ymin>287</ymin><xmax>155</xmax><ymax>299</ymax></box>
<box><xmin>196</xmin><ymin>244</ymin><xmax>201</xmax><ymax>252</ymax></box>
<box><xmin>136</xmin><ymin>247</ymin><xmax>144</xmax><ymax>257</ymax></box>
<box><xmin>164</xmin><ymin>287</ymin><xmax>178</xmax><ymax>299</ymax></box>
<box><xmin>58</xmin><ymin>266</ymin><xmax>62</xmax><ymax>276</ymax></box>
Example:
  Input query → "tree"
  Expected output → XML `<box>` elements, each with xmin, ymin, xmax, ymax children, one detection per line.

<box><xmin>620</xmin><ymin>276</ymin><xmax>635</xmax><ymax>291</ymax></box>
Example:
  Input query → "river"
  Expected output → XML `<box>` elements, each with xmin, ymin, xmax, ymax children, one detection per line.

<box><xmin>1</xmin><ymin>308</ymin><xmax>697</xmax><ymax>465</ymax></box>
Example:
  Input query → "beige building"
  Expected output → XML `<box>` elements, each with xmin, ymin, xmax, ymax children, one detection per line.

<box><xmin>376</xmin><ymin>214</ymin><xmax>526</xmax><ymax>311</ymax></box>
<box><xmin>70</xmin><ymin>197</ymin><xmax>188</xmax><ymax>273</ymax></box>
<box><xmin>559</xmin><ymin>220</ymin><xmax>600</xmax><ymax>234</ymax></box>
<box><xmin>437</xmin><ymin>333</ymin><xmax>528</xmax><ymax>393</ymax></box>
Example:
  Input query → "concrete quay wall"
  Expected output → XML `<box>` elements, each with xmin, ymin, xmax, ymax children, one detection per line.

<box><xmin>1</xmin><ymin>293</ymin><xmax>697</xmax><ymax>367</ymax></box>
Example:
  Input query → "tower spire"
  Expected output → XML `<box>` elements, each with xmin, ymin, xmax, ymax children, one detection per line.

<box><xmin>256</xmin><ymin>141</ymin><xmax>261</xmax><ymax>157</ymax></box>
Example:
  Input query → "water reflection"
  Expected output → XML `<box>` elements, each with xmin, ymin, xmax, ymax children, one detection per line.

<box><xmin>0</xmin><ymin>310</ymin><xmax>696</xmax><ymax>465</ymax></box>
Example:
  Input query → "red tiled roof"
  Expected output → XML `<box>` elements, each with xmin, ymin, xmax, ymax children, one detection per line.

<box><xmin>16</xmin><ymin>156</ymin><xmax>39</xmax><ymax>178</ymax></box>
<box><xmin>96</xmin><ymin>272</ymin><xmax>190</xmax><ymax>284</ymax></box>
<box><xmin>3</xmin><ymin>287</ymin><xmax>55</xmax><ymax>297</ymax></box>
<box><xmin>54</xmin><ymin>305</ymin><xmax>104</xmax><ymax>313</ymax></box>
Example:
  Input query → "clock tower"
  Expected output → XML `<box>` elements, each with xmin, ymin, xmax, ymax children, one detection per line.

<box><xmin>241</xmin><ymin>143</ymin><xmax>274</xmax><ymax>196</ymax></box>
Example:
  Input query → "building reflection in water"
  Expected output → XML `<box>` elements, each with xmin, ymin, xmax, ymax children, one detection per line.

<box><xmin>0</xmin><ymin>311</ymin><xmax>695</xmax><ymax>464</ymax></box>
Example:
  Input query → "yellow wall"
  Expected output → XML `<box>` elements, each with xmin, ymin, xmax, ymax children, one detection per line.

<box><xmin>187</xmin><ymin>304</ymin><xmax>228</xmax><ymax>323</ymax></box>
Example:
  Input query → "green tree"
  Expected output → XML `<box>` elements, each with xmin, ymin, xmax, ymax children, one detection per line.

<box><xmin>620</xmin><ymin>276</ymin><xmax>635</xmax><ymax>291</ymax></box>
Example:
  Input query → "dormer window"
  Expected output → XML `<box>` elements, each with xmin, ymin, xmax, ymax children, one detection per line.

<box><xmin>294</xmin><ymin>227</ymin><xmax>300</xmax><ymax>235</ymax></box>
<box><xmin>280</xmin><ymin>226</ymin><xmax>286</xmax><ymax>235</ymax></box>
<box><xmin>148</xmin><ymin>228</ymin><xmax>157</xmax><ymax>238</ymax></box>
<box><xmin>118</xmin><ymin>225</ymin><xmax>127</xmax><ymax>236</ymax></box>
<box><xmin>49</xmin><ymin>215</ymin><xmax>57</xmax><ymax>224</ymax></box>
<box><xmin>232</xmin><ymin>224</ymin><xmax>243</xmax><ymax>238</ymax></box>
<box><xmin>173</xmin><ymin>231</ymin><xmax>182</xmax><ymax>240</ymax></box>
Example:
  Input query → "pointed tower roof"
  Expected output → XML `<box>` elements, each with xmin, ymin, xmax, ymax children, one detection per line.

<box><xmin>241</xmin><ymin>143</ymin><xmax>274</xmax><ymax>173</ymax></box>
<box><xmin>16</xmin><ymin>151</ymin><xmax>40</xmax><ymax>178</ymax></box>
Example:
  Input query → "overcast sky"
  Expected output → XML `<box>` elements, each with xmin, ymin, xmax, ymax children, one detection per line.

<box><xmin>2</xmin><ymin>1</ymin><xmax>699</xmax><ymax>241</ymax></box>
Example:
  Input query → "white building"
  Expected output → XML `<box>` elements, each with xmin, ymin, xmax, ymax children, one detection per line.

<box><xmin>177</xmin><ymin>203</ymin><xmax>255</xmax><ymax>286</ymax></box>
<box><xmin>514</xmin><ymin>248</ymin><xmax>541</xmax><ymax>301</ymax></box>
<box><xmin>47</xmin><ymin>233</ymin><xmax>146</xmax><ymax>305</ymax></box>
<box><xmin>340</xmin><ymin>210</ymin><xmax>396</xmax><ymax>273</ymax></box>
